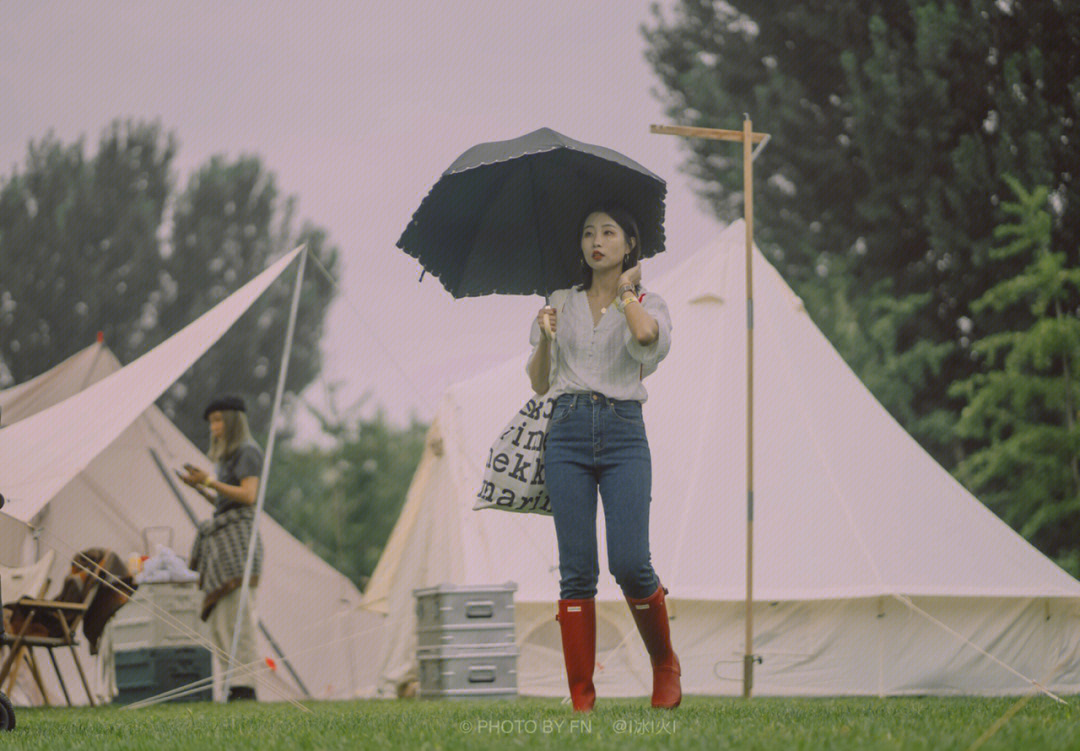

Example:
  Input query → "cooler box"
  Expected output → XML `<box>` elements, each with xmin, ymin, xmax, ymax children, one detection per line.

<box><xmin>114</xmin><ymin>646</ymin><xmax>212</xmax><ymax>704</ymax></box>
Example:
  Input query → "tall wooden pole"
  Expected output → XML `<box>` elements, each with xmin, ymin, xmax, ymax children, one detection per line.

<box><xmin>742</xmin><ymin>116</ymin><xmax>755</xmax><ymax>699</ymax></box>
<box><xmin>650</xmin><ymin>121</ymin><xmax>769</xmax><ymax>699</ymax></box>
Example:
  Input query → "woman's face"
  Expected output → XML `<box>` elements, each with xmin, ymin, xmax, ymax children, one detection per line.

<box><xmin>208</xmin><ymin>411</ymin><xmax>225</xmax><ymax>439</ymax></box>
<box><xmin>581</xmin><ymin>212</ymin><xmax>632</xmax><ymax>272</ymax></box>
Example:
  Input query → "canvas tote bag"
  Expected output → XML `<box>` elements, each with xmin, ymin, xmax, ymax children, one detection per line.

<box><xmin>473</xmin><ymin>289</ymin><xmax>571</xmax><ymax>516</ymax></box>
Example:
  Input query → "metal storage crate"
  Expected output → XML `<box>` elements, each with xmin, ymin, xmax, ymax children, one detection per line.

<box><xmin>416</xmin><ymin>622</ymin><xmax>515</xmax><ymax>650</ymax></box>
<box><xmin>417</xmin><ymin>645</ymin><xmax>518</xmax><ymax>700</ymax></box>
<box><xmin>114</xmin><ymin>646</ymin><xmax>212</xmax><ymax>704</ymax></box>
<box><xmin>413</xmin><ymin>582</ymin><xmax>517</xmax><ymax>631</ymax></box>
<box><xmin>111</xmin><ymin>581</ymin><xmax>205</xmax><ymax>650</ymax></box>
<box><xmin>413</xmin><ymin>583</ymin><xmax>518</xmax><ymax>699</ymax></box>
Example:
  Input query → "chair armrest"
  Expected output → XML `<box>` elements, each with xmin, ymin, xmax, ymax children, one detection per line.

<box><xmin>11</xmin><ymin>598</ymin><xmax>89</xmax><ymax>612</ymax></box>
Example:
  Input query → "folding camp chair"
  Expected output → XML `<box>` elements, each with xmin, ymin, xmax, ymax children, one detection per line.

<box><xmin>0</xmin><ymin>550</ymin><xmax>57</xmax><ymax>700</ymax></box>
<box><xmin>0</xmin><ymin>551</ymin><xmax>56</xmax><ymax>606</ymax></box>
<box><xmin>0</xmin><ymin>553</ymin><xmax>106</xmax><ymax>706</ymax></box>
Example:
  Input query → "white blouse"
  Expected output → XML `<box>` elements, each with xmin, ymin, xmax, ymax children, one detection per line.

<box><xmin>528</xmin><ymin>286</ymin><xmax>672</xmax><ymax>402</ymax></box>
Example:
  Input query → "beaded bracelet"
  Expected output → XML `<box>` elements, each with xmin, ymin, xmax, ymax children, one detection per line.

<box><xmin>615</xmin><ymin>293</ymin><xmax>639</xmax><ymax>314</ymax></box>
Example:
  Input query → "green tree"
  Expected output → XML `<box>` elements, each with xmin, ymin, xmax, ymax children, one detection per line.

<box><xmin>950</xmin><ymin>177</ymin><xmax>1080</xmax><ymax>573</ymax></box>
<box><xmin>0</xmin><ymin>121</ymin><xmax>175</xmax><ymax>384</ymax></box>
<box><xmin>643</xmin><ymin>1</ymin><xmax>1080</xmax><ymax>469</ymax></box>
<box><xmin>157</xmin><ymin>155</ymin><xmax>338</xmax><ymax>442</ymax></box>
<box><xmin>0</xmin><ymin>121</ymin><xmax>339</xmax><ymax>445</ymax></box>
<box><xmin>266</xmin><ymin>392</ymin><xmax>429</xmax><ymax>589</ymax></box>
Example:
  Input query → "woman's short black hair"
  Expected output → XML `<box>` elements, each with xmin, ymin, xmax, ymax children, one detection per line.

<box><xmin>577</xmin><ymin>203</ymin><xmax>642</xmax><ymax>289</ymax></box>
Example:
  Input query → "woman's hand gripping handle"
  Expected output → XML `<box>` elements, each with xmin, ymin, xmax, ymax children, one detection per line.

<box><xmin>538</xmin><ymin>306</ymin><xmax>557</xmax><ymax>341</ymax></box>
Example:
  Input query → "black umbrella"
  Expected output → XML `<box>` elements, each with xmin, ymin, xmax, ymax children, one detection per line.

<box><xmin>397</xmin><ymin>127</ymin><xmax>666</xmax><ymax>298</ymax></box>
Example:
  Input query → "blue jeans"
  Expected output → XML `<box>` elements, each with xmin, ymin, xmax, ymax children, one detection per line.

<box><xmin>545</xmin><ymin>392</ymin><xmax>660</xmax><ymax>600</ymax></box>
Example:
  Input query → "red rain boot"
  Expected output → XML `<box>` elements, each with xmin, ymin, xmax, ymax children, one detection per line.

<box><xmin>556</xmin><ymin>599</ymin><xmax>596</xmax><ymax>711</ymax></box>
<box><xmin>625</xmin><ymin>585</ymin><xmax>681</xmax><ymax>708</ymax></box>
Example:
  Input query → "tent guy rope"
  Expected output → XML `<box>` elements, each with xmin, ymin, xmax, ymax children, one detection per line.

<box><xmin>769</xmin><ymin>278</ymin><xmax>1068</xmax><ymax>706</ymax></box>
<box><xmin>33</xmin><ymin>525</ymin><xmax>310</xmax><ymax>712</ymax></box>
<box><xmin>306</xmin><ymin>242</ymin><xmax>435</xmax><ymax>414</ymax></box>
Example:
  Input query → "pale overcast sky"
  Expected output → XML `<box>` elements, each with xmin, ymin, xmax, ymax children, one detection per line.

<box><xmin>3</xmin><ymin>1</ymin><xmax>735</xmax><ymax>436</ymax></box>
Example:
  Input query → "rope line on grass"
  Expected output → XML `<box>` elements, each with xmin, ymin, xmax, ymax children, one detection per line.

<box><xmin>35</xmin><ymin>527</ymin><xmax>310</xmax><ymax>712</ymax></box>
<box><xmin>965</xmin><ymin>658</ymin><xmax>1069</xmax><ymax>750</ymax></box>
<box><xmin>124</xmin><ymin>619</ymin><xmax>385</xmax><ymax>708</ymax></box>
<box><xmin>891</xmin><ymin>593</ymin><xmax>1066</xmax><ymax>705</ymax></box>
<box><xmin>772</xmin><ymin>318</ymin><xmax>1069</xmax><ymax>705</ymax></box>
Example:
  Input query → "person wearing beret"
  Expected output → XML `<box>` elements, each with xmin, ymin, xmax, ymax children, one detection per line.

<box><xmin>179</xmin><ymin>395</ymin><xmax>264</xmax><ymax>702</ymax></box>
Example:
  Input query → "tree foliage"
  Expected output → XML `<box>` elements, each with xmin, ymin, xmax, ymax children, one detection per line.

<box><xmin>950</xmin><ymin>177</ymin><xmax>1080</xmax><ymax>573</ymax></box>
<box><xmin>0</xmin><ymin>122</ymin><xmax>175</xmax><ymax>384</ymax></box>
<box><xmin>0</xmin><ymin>120</ymin><xmax>339</xmax><ymax>443</ymax></box>
<box><xmin>265</xmin><ymin>393</ymin><xmax>429</xmax><ymax>589</ymax></box>
<box><xmin>643</xmin><ymin>1</ymin><xmax>1080</xmax><ymax>468</ymax></box>
<box><xmin>157</xmin><ymin>155</ymin><xmax>338</xmax><ymax>442</ymax></box>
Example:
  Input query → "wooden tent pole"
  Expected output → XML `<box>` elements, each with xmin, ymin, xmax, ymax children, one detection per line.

<box><xmin>650</xmin><ymin>120</ymin><xmax>770</xmax><ymax>699</ymax></box>
<box><xmin>742</xmin><ymin>115</ymin><xmax>755</xmax><ymax>699</ymax></box>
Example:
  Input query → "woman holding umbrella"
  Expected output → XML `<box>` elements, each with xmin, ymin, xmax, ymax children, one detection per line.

<box><xmin>396</xmin><ymin>127</ymin><xmax>677</xmax><ymax>712</ymax></box>
<box><xmin>527</xmin><ymin>203</ymin><xmax>679</xmax><ymax>711</ymax></box>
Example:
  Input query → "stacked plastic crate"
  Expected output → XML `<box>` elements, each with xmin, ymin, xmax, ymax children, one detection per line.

<box><xmin>109</xmin><ymin>582</ymin><xmax>212</xmax><ymax>703</ymax></box>
<box><xmin>413</xmin><ymin>582</ymin><xmax>518</xmax><ymax>700</ymax></box>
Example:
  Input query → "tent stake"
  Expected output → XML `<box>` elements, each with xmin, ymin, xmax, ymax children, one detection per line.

<box><xmin>224</xmin><ymin>245</ymin><xmax>308</xmax><ymax>700</ymax></box>
<box><xmin>650</xmin><ymin>119</ymin><xmax>770</xmax><ymax>699</ymax></box>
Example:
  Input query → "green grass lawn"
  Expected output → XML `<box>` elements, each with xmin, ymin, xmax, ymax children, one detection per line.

<box><xmin>6</xmin><ymin>695</ymin><xmax>1080</xmax><ymax>750</ymax></box>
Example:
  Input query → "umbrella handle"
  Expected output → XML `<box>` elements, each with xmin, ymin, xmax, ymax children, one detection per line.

<box><xmin>540</xmin><ymin>310</ymin><xmax>555</xmax><ymax>341</ymax></box>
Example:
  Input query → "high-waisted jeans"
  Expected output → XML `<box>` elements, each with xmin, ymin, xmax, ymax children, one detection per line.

<box><xmin>545</xmin><ymin>391</ymin><xmax>660</xmax><ymax>600</ymax></box>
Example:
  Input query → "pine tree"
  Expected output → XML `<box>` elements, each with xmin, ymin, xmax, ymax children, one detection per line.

<box><xmin>643</xmin><ymin>1</ymin><xmax>1080</xmax><ymax>469</ymax></box>
<box><xmin>950</xmin><ymin>177</ymin><xmax>1080</xmax><ymax>573</ymax></box>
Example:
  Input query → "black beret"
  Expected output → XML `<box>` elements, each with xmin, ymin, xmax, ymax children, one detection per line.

<box><xmin>203</xmin><ymin>394</ymin><xmax>246</xmax><ymax>420</ymax></box>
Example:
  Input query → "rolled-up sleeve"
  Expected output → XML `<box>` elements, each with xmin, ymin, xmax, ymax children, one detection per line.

<box><xmin>624</xmin><ymin>292</ymin><xmax>672</xmax><ymax>377</ymax></box>
<box><xmin>233</xmin><ymin>445</ymin><xmax>264</xmax><ymax>480</ymax></box>
<box><xmin>529</xmin><ymin>317</ymin><xmax>543</xmax><ymax>349</ymax></box>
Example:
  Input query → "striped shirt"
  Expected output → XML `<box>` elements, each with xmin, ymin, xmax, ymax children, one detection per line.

<box><xmin>529</xmin><ymin>286</ymin><xmax>672</xmax><ymax>402</ymax></box>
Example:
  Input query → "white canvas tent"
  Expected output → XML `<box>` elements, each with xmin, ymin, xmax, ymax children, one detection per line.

<box><xmin>0</xmin><ymin>249</ymin><xmax>381</xmax><ymax>703</ymax></box>
<box><xmin>360</xmin><ymin>220</ymin><xmax>1080</xmax><ymax>698</ymax></box>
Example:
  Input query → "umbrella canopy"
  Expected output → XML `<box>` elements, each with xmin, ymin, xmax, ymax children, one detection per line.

<box><xmin>397</xmin><ymin>127</ymin><xmax>666</xmax><ymax>297</ymax></box>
